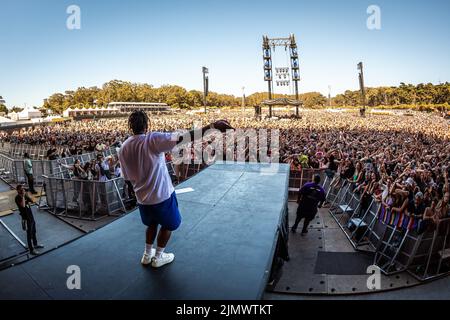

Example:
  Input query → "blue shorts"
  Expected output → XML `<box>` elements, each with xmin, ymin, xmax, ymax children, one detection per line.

<box><xmin>138</xmin><ymin>192</ymin><xmax>182</xmax><ymax>231</ymax></box>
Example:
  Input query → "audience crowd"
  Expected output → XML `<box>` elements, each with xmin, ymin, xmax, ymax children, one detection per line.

<box><xmin>1</xmin><ymin>109</ymin><xmax>448</xmax><ymax>229</ymax></box>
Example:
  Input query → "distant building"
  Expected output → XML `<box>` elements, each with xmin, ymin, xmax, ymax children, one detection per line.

<box><xmin>63</xmin><ymin>106</ymin><xmax>120</xmax><ymax>118</ymax></box>
<box><xmin>0</xmin><ymin>96</ymin><xmax>5</xmax><ymax>105</ymax></box>
<box><xmin>62</xmin><ymin>102</ymin><xmax>171</xmax><ymax>118</ymax></box>
<box><xmin>107</xmin><ymin>102</ymin><xmax>170</xmax><ymax>113</ymax></box>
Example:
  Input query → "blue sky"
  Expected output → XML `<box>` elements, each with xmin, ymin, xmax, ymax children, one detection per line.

<box><xmin>1</xmin><ymin>0</ymin><xmax>449</xmax><ymax>107</ymax></box>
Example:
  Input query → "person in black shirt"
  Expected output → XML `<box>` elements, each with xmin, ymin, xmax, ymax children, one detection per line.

<box><xmin>292</xmin><ymin>175</ymin><xmax>326</xmax><ymax>235</ymax></box>
<box><xmin>325</xmin><ymin>154</ymin><xmax>339</xmax><ymax>179</ymax></box>
<box><xmin>47</xmin><ymin>146</ymin><xmax>58</xmax><ymax>160</ymax></box>
<box><xmin>69</xmin><ymin>145</ymin><xmax>78</xmax><ymax>156</ymax></box>
<box><xmin>15</xmin><ymin>184</ymin><xmax>44</xmax><ymax>255</ymax></box>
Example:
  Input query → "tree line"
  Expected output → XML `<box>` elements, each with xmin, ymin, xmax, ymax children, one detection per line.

<box><xmin>42</xmin><ymin>80</ymin><xmax>241</xmax><ymax>114</ymax></box>
<box><xmin>41</xmin><ymin>80</ymin><xmax>331</xmax><ymax>113</ymax></box>
<box><xmin>333</xmin><ymin>82</ymin><xmax>450</xmax><ymax>111</ymax></box>
<box><xmin>33</xmin><ymin>80</ymin><xmax>450</xmax><ymax>114</ymax></box>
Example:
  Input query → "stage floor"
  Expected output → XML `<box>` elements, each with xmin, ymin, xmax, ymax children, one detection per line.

<box><xmin>0</xmin><ymin>162</ymin><xmax>289</xmax><ymax>300</ymax></box>
<box><xmin>0</xmin><ymin>208</ymin><xmax>84</xmax><ymax>269</ymax></box>
<box><xmin>269</xmin><ymin>204</ymin><xmax>421</xmax><ymax>296</ymax></box>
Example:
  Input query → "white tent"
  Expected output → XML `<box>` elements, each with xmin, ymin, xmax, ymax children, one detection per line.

<box><xmin>18</xmin><ymin>106</ymin><xmax>42</xmax><ymax>120</ymax></box>
<box><xmin>8</xmin><ymin>111</ymin><xmax>19</xmax><ymax>121</ymax></box>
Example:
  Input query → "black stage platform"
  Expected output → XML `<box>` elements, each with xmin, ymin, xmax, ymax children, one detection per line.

<box><xmin>0</xmin><ymin>208</ymin><xmax>85</xmax><ymax>269</ymax></box>
<box><xmin>0</xmin><ymin>162</ymin><xmax>289</xmax><ymax>300</ymax></box>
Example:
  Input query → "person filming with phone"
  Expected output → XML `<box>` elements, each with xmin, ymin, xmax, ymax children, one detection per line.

<box><xmin>15</xmin><ymin>184</ymin><xmax>44</xmax><ymax>255</ymax></box>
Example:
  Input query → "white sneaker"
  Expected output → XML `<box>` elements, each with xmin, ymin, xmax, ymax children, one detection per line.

<box><xmin>151</xmin><ymin>252</ymin><xmax>175</xmax><ymax>268</ymax></box>
<box><xmin>141</xmin><ymin>248</ymin><xmax>156</xmax><ymax>265</ymax></box>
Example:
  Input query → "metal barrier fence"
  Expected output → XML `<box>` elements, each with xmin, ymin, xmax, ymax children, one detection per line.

<box><xmin>0</xmin><ymin>142</ymin><xmax>11</xmax><ymax>155</ymax></box>
<box><xmin>0</xmin><ymin>148</ymin><xmax>118</xmax><ymax>187</ymax></box>
<box><xmin>169</xmin><ymin>162</ymin><xmax>209</xmax><ymax>184</ymax></box>
<box><xmin>42</xmin><ymin>161</ymin><xmax>204</xmax><ymax>221</ymax></box>
<box><xmin>0</xmin><ymin>142</ymin><xmax>61</xmax><ymax>160</ymax></box>
<box><xmin>0</xmin><ymin>146</ymin><xmax>207</xmax><ymax>222</ymax></box>
<box><xmin>0</xmin><ymin>142</ymin><xmax>118</xmax><ymax>161</ymax></box>
<box><xmin>43</xmin><ymin>170</ymin><xmax>127</xmax><ymax>221</ymax></box>
<box><xmin>325</xmin><ymin>178</ymin><xmax>450</xmax><ymax>281</ymax></box>
<box><xmin>0</xmin><ymin>154</ymin><xmax>16</xmax><ymax>184</ymax></box>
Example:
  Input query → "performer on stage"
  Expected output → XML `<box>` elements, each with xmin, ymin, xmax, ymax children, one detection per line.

<box><xmin>119</xmin><ymin>110</ymin><xmax>232</xmax><ymax>268</ymax></box>
<box><xmin>292</xmin><ymin>174</ymin><xmax>326</xmax><ymax>235</ymax></box>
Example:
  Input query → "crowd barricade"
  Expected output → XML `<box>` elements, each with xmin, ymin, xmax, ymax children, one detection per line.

<box><xmin>0</xmin><ymin>143</ymin><xmax>60</xmax><ymax>160</ymax></box>
<box><xmin>0</xmin><ymin>148</ymin><xmax>118</xmax><ymax>188</ymax></box>
<box><xmin>325</xmin><ymin>177</ymin><xmax>450</xmax><ymax>281</ymax></box>
<box><xmin>0</xmin><ymin>142</ymin><xmax>119</xmax><ymax>161</ymax></box>
<box><xmin>42</xmin><ymin>158</ymin><xmax>198</xmax><ymax>221</ymax></box>
<box><xmin>169</xmin><ymin>162</ymin><xmax>208</xmax><ymax>184</ymax></box>
<box><xmin>43</xmin><ymin>171</ymin><xmax>126</xmax><ymax>221</ymax></box>
<box><xmin>355</xmin><ymin>199</ymin><xmax>383</xmax><ymax>248</ymax></box>
<box><xmin>0</xmin><ymin>154</ymin><xmax>15</xmax><ymax>184</ymax></box>
<box><xmin>407</xmin><ymin>218</ymin><xmax>450</xmax><ymax>280</ymax></box>
<box><xmin>0</xmin><ymin>142</ymin><xmax>12</xmax><ymax>155</ymax></box>
<box><xmin>184</xmin><ymin>163</ymin><xmax>207</xmax><ymax>180</ymax></box>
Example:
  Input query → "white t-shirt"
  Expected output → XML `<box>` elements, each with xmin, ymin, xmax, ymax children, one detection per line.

<box><xmin>118</xmin><ymin>132</ymin><xmax>178</xmax><ymax>205</ymax></box>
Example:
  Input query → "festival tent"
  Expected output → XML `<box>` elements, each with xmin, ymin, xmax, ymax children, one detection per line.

<box><xmin>17</xmin><ymin>106</ymin><xmax>42</xmax><ymax>120</ymax></box>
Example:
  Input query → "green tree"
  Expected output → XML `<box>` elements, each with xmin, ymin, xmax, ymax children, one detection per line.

<box><xmin>187</xmin><ymin>90</ymin><xmax>203</xmax><ymax>107</ymax></box>
<box><xmin>44</xmin><ymin>93</ymin><xmax>65</xmax><ymax>114</ymax></box>
<box><xmin>300</xmin><ymin>92</ymin><xmax>327</xmax><ymax>108</ymax></box>
<box><xmin>41</xmin><ymin>80</ymin><xmax>450</xmax><ymax>112</ymax></box>
<box><xmin>0</xmin><ymin>104</ymin><xmax>8</xmax><ymax>114</ymax></box>
<box><xmin>10</xmin><ymin>107</ymin><xmax>24</xmax><ymax>113</ymax></box>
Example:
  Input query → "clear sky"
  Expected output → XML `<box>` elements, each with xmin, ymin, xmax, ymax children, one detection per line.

<box><xmin>1</xmin><ymin>0</ymin><xmax>450</xmax><ymax>107</ymax></box>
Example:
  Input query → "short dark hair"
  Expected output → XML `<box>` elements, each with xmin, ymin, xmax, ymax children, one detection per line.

<box><xmin>16</xmin><ymin>184</ymin><xmax>24</xmax><ymax>191</ymax></box>
<box><xmin>313</xmin><ymin>174</ymin><xmax>321</xmax><ymax>184</ymax></box>
<box><xmin>23</xmin><ymin>153</ymin><xmax>29</xmax><ymax>158</ymax></box>
<box><xmin>128</xmin><ymin>110</ymin><xmax>149</xmax><ymax>135</ymax></box>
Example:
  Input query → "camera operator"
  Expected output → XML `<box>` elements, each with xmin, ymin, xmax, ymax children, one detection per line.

<box><xmin>15</xmin><ymin>184</ymin><xmax>44</xmax><ymax>255</ymax></box>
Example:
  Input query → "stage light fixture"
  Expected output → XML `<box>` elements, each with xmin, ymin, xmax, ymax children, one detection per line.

<box><xmin>291</xmin><ymin>47</ymin><xmax>298</xmax><ymax>57</ymax></box>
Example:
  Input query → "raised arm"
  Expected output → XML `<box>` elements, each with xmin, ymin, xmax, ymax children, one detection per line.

<box><xmin>392</xmin><ymin>197</ymin><xmax>408</xmax><ymax>213</ymax></box>
<box><xmin>59</xmin><ymin>163</ymin><xmax>74</xmax><ymax>170</ymax></box>
<box><xmin>177</xmin><ymin>120</ymin><xmax>234</xmax><ymax>145</ymax></box>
